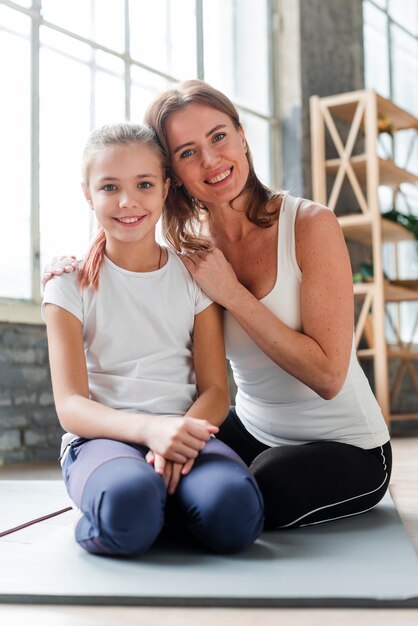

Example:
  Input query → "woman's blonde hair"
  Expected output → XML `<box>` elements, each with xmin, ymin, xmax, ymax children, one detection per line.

<box><xmin>144</xmin><ymin>79</ymin><xmax>280</xmax><ymax>252</ymax></box>
<box><xmin>79</xmin><ymin>122</ymin><xmax>167</xmax><ymax>290</ymax></box>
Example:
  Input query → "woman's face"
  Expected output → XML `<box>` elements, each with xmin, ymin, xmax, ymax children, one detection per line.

<box><xmin>165</xmin><ymin>102</ymin><xmax>249</xmax><ymax>208</ymax></box>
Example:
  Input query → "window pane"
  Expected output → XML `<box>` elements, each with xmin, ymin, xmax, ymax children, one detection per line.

<box><xmin>39</xmin><ymin>28</ymin><xmax>92</xmax><ymax>271</ymax></box>
<box><xmin>129</xmin><ymin>0</ymin><xmax>197</xmax><ymax>78</ymax></box>
<box><xmin>94</xmin><ymin>0</ymin><xmax>125</xmax><ymax>52</ymax></box>
<box><xmin>94</xmin><ymin>50</ymin><xmax>126</xmax><ymax>125</ymax></box>
<box><xmin>203</xmin><ymin>0</ymin><xmax>270</xmax><ymax>114</ymax></box>
<box><xmin>363</xmin><ymin>1</ymin><xmax>390</xmax><ymax>97</ymax></box>
<box><xmin>391</xmin><ymin>25</ymin><xmax>418</xmax><ymax>116</ymax></box>
<box><xmin>130</xmin><ymin>65</ymin><xmax>171</xmax><ymax>122</ymax></box>
<box><xmin>42</xmin><ymin>0</ymin><xmax>125</xmax><ymax>51</ymax></box>
<box><xmin>389</xmin><ymin>0</ymin><xmax>418</xmax><ymax>36</ymax></box>
<box><xmin>12</xmin><ymin>0</ymin><xmax>32</xmax><ymax>7</ymax></box>
<box><xmin>240</xmin><ymin>112</ymin><xmax>271</xmax><ymax>186</ymax></box>
<box><xmin>0</xmin><ymin>8</ymin><xmax>31</xmax><ymax>299</ymax></box>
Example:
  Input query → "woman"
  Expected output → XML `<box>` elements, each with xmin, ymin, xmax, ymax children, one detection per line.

<box><xmin>143</xmin><ymin>80</ymin><xmax>391</xmax><ymax>530</ymax></box>
<box><xmin>45</xmin><ymin>80</ymin><xmax>391</xmax><ymax>531</ymax></box>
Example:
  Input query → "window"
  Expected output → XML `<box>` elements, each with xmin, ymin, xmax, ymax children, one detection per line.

<box><xmin>363</xmin><ymin>0</ymin><xmax>418</xmax><ymax>342</ymax></box>
<box><xmin>0</xmin><ymin>0</ymin><xmax>278</xmax><ymax>322</ymax></box>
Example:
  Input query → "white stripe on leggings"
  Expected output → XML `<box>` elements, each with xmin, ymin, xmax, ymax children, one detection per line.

<box><xmin>277</xmin><ymin>446</ymin><xmax>389</xmax><ymax>529</ymax></box>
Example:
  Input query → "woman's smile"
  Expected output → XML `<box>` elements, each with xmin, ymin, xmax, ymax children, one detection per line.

<box><xmin>205</xmin><ymin>167</ymin><xmax>233</xmax><ymax>186</ymax></box>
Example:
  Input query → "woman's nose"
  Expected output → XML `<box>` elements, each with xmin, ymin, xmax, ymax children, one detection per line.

<box><xmin>201</xmin><ymin>147</ymin><xmax>219</xmax><ymax>168</ymax></box>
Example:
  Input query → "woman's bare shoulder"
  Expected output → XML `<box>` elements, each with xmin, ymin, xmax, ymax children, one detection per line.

<box><xmin>294</xmin><ymin>200</ymin><xmax>345</xmax><ymax>266</ymax></box>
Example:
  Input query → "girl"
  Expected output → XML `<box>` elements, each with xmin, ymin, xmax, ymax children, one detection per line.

<box><xmin>42</xmin><ymin>122</ymin><xmax>264</xmax><ymax>556</ymax></box>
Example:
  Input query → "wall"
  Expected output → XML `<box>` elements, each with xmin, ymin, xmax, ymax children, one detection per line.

<box><xmin>0</xmin><ymin>322</ymin><xmax>63</xmax><ymax>464</ymax></box>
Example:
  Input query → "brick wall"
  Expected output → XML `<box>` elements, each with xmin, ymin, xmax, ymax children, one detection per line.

<box><xmin>0</xmin><ymin>321</ymin><xmax>416</xmax><ymax>465</ymax></box>
<box><xmin>0</xmin><ymin>322</ymin><xmax>63</xmax><ymax>464</ymax></box>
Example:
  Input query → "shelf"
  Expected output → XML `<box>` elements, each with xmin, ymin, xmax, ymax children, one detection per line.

<box><xmin>326</xmin><ymin>154</ymin><xmax>418</xmax><ymax>187</ymax></box>
<box><xmin>390</xmin><ymin>412</ymin><xmax>418</xmax><ymax>422</ymax></box>
<box><xmin>325</xmin><ymin>89</ymin><xmax>418</xmax><ymax>132</ymax></box>
<box><xmin>338</xmin><ymin>215</ymin><xmax>415</xmax><ymax>245</ymax></box>
<box><xmin>352</xmin><ymin>281</ymin><xmax>418</xmax><ymax>302</ymax></box>
<box><xmin>311</xmin><ymin>89</ymin><xmax>418</xmax><ymax>422</ymax></box>
<box><xmin>384</xmin><ymin>280</ymin><xmax>418</xmax><ymax>303</ymax></box>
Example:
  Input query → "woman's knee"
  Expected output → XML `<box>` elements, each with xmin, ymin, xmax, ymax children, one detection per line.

<box><xmin>249</xmin><ymin>443</ymin><xmax>391</xmax><ymax>529</ymax></box>
<box><xmin>79</xmin><ymin>457</ymin><xmax>166</xmax><ymax>555</ymax></box>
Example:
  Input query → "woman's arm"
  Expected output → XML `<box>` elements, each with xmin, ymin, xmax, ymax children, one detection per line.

<box><xmin>181</xmin><ymin>205</ymin><xmax>354</xmax><ymax>400</ymax></box>
<box><xmin>45</xmin><ymin>304</ymin><xmax>217</xmax><ymax>462</ymax></box>
<box><xmin>185</xmin><ymin>302</ymin><xmax>230</xmax><ymax>424</ymax></box>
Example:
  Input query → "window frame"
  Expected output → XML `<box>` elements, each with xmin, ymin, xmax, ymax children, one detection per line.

<box><xmin>0</xmin><ymin>0</ymin><xmax>280</xmax><ymax>323</ymax></box>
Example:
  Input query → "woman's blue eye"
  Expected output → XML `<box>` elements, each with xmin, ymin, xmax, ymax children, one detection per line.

<box><xmin>180</xmin><ymin>149</ymin><xmax>194</xmax><ymax>159</ymax></box>
<box><xmin>138</xmin><ymin>182</ymin><xmax>152</xmax><ymax>189</ymax></box>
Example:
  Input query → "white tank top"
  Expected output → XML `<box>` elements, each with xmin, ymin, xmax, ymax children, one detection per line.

<box><xmin>224</xmin><ymin>194</ymin><xmax>390</xmax><ymax>449</ymax></box>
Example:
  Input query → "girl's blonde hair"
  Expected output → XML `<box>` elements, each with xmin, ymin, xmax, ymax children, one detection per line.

<box><xmin>144</xmin><ymin>79</ymin><xmax>280</xmax><ymax>252</ymax></box>
<box><xmin>78</xmin><ymin>122</ymin><xmax>167</xmax><ymax>290</ymax></box>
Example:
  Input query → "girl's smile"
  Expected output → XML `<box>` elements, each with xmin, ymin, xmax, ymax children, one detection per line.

<box><xmin>113</xmin><ymin>215</ymin><xmax>147</xmax><ymax>226</ymax></box>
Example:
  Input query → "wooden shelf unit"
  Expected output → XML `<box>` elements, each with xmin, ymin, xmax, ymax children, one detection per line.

<box><xmin>310</xmin><ymin>89</ymin><xmax>418</xmax><ymax>424</ymax></box>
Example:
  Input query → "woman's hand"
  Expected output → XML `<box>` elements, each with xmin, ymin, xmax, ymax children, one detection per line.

<box><xmin>42</xmin><ymin>255</ymin><xmax>79</xmax><ymax>289</ymax></box>
<box><xmin>146</xmin><ymin>450</ymin><xmax>195</xmax><ymax>494</ymax></box>
<box><xmin>143</xmin><ymin>415</ymin><xmax>217</xmax><ymax>464</ymax></box>
<box><xmin>180</xmin><ymin>248</ymin><xmax>240</xmax><ymax>308</ymax></box>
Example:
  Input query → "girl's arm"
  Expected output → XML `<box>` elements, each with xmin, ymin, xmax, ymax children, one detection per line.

<box><xmin>185</xmin><ymin>302</ymin><xmax>230</xmax><ymax>424</ymax></box>
<box><xmin>45</xmin><ymin>304</ymin><xmax>216</xmax><ymax>463</ymax></box>
<box><xmin>181</xmin><ymin>205</ymin><xmax>354</xmax><ymax>400</ymax></box>
<box><xmin>153</xmin><ymin>301</ymin><xmax>230</xmax><ymax>493</ymax></box>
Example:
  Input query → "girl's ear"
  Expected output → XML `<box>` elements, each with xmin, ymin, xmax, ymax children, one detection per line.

<box><xmin>81</xmin><ymin>182</ymin><xmax>94</xmax><ymax>210</ymax></box>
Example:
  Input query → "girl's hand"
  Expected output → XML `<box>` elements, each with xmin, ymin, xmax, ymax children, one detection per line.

<box><xmin>42</xmin><ymin>255</ymin><xmax>79</xmax><ymax>289</ymax></box>
<box><xmin>180</xmin><ymin>248</ymin><xmax>240</xmax><ymax>307</ymax></box>
<box><xmin>146</xmin><ymin>451</ymin><xmax>195</xmax><ymax>494</ymax></box>
<box><xmin>144</xmin><ymin>416</ymin><xmax>217</xmax><ymax>464</ymax></box>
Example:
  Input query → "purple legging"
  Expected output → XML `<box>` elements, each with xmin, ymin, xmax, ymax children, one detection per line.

<box><xmin>62</xmin><ymin>437</ymin><xmax>264</xmax><ymax>556</ymax></box>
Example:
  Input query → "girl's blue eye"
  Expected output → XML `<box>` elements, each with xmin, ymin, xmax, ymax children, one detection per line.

<box><xmin>103</xmin><ymin>184</ymin><xmax>117</xmax><ymax>191</ymax></box>
<box><xmin>180</xmin><ymin>149</ymin><xmax>194</xmax><ymax>159</ymax></box>
<box><xmin>213</xmin><ymin>132</ymin><xmax>225</xmax><ymax>142</ymax></box>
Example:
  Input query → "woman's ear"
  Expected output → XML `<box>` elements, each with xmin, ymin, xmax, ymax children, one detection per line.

<box><xmin>239</xmin><ymin>125</ymin><xmax>248</xmax><ymax>153</ymax></box>
<box><xmin>163</xmin><ymin>177</ymin><xmax>170</xmax><ymax>201</ymax></box>
<box><xmin>81</xmin><ymin>182</ymin><xmax>94</xmax><ymax>210</ymax></box>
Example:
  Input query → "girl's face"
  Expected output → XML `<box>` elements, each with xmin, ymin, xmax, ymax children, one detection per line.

<box><xmin>165</xmin><ymin>102</ymin><xmax>249</xmax><ymax>209</ymax></box>
<box><xmin>83</xmin><ymin>143</ymin><xmax>169</xmax><ymax>249</ymax></box>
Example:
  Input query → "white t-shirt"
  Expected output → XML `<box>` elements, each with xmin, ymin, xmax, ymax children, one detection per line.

<box><xmin>224</xmin><ymin>194</ymin><xmax>390</xmax><ymax>450</ymax></box>
<box><xmin>42</xmin><ymin>248</ymin><xmax>212</xmax><ymax>453</ymax></box>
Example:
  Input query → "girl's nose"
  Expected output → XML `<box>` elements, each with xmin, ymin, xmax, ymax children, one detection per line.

<box><xmin>119</xmin><ymin>190</ymin><xmax>138</xmax><ymax>208</ymax></box>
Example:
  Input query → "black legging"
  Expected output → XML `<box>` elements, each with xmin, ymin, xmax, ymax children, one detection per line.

<box><xmin>216</xmin><ymin>407</ymin><xmax>392</xmax><ymax>530</ymax></box>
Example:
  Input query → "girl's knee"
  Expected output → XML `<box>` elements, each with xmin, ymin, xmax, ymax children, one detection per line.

<box><xmin>181</xmin><ymin>460</ymin><xmax>264</xmax><ymax>553</ymax></box>
<box><xmin>80</xmin><ymin>458</ymin><xmax>166</xmax><ymax>555</ymax></box>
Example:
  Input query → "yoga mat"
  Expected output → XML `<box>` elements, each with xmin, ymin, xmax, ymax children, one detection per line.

<box><xmin>0</xmin><ymin>481</ymin><xmax>72</xmax><ymax>538</ymax></box>
<box><xmin>0</xmin><ymin>482</ymin><xmax>417</xmax><ymax>608</ymax></box>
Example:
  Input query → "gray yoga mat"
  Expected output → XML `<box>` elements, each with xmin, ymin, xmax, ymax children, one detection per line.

<box><xmin>0</xmin><ymin>480</ymin><xmax>72</xmax><ymax>537</ymax></box>
<box><xmin>0</xmin><ymin>481</ymin><xmax>417</xmax><ymax>607</ymax></box>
